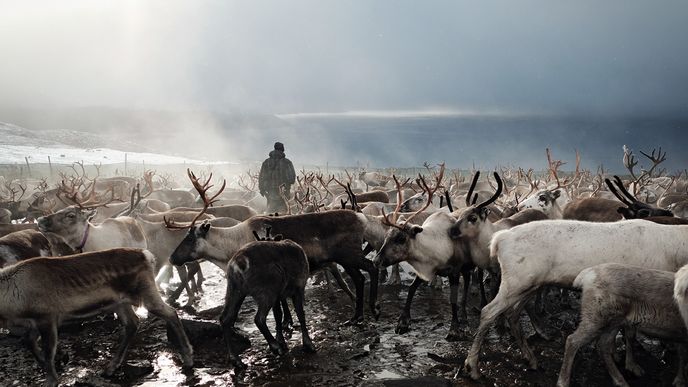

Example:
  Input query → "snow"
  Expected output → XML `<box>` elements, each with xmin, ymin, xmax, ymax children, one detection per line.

<box><xmin>0</xmin><ymin>121</ymin><xmax>234</xmax><ymax>165</ymax></box>
<box><xmin>0</xmin><ymin>144</ymin><xmax>231</xmax><ymax>165</ymax></box>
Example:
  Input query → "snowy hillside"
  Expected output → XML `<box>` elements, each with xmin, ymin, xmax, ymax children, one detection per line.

<box><xmin>0</xmin><ymin>122</ymin><xmax>229</xmax><ymax>165</ymax></box>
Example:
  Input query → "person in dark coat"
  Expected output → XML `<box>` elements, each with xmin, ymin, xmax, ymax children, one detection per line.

<box><xmin>259</xmin><ymin>142</ymin><xmax>296</xmax><ymax>213</ymax></box>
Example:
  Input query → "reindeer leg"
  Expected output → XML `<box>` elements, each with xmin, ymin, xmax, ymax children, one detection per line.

<box><xmin>396</xmin><ymin>276</ymin><xmax>424</xmax><ymax>334</ymax></box>
<box><xmin>255</xmin><ymin>299</ymin><xmax>284</xmax><ymax>356</ymax></box>
<box><xmin>272</xmin><ymin>299</ymin><xmax>288</xmax><ymax>352</ymax></box>
<box><xmin>477</xmin><ymin>269</ymin><xmax>488</xmax><ymax>308</ymax></box>
<box><xmin>386</xmin><ymin>263</ymin><xmax>402</xmax><ymax>285</ymax></box>
<box><xmin>327</xmin><ymin>264</ymin><xmax>355</xmax><ymax>302</ymax></box>
<box><xmin>280</xmin><ymin>298</ymin><xmax>294</xmax><ymax>338</ymax></box>
<box><xmin>167</xmin><ymin>265</ymin><xmax>192</xmax><ymax>306</ymax></box>
<box><xmin>104</xmin><ymin>305</ymin><xmax>139</xmax><ymax>376</ymax></box>
<box><xmin>220</xmin><ymin>289</ymin><xmax>248</xmax><ymax>369</ymax></box>
<box><xmin>25</xmin><ymin>323</ymin><xmax>46</xmax><ymax>368</ymax></box>
<box><xmin>446</xmin><ymin>273</ymin><xmax>463</xmax><ymax>342</ymax></box>
<box><xmin>293</xmin><ymin>288</ymin><xmax>316</xmax><ymax>353</ymax></box>
<box><xmin>38</xmin><ymin>318</ymin><xmax>59</xmax><ymax>387</ymax></box>
<box><xmin>341</xmin><ymin>265</ymin><xmax>366</xmax><ymax>324</ymax></box>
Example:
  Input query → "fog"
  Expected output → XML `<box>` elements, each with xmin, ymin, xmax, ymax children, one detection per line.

<box><xmin>1</xmin><ymin>1</ymin><xmax>687</xmax><ymax>169</ymax></box>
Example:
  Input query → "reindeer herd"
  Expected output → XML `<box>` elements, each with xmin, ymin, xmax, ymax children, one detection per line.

<box><xmin>2</xmin><ymin>146</ymin><xmax>688</xmax><ymax>386</ymax></box>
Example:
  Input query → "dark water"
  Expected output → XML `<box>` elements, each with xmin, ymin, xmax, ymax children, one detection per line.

<box><xmin>268</xmin><ymin>114</ymin><xmax>688</xmax><ymax>172</ymax></box>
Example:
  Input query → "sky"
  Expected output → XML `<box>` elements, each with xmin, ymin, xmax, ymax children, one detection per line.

<box><xmin>1</xmin><ymin>0</ymin><xmax>688</xmax><ymax>117</ymax></box>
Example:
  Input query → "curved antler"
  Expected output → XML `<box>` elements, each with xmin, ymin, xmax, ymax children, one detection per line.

<box><xmin>613</xmin><ymin>175</ymin><xmax>638</xmax><ymax>204</ymax></box>
<box><xmin>604</xmin><ymin>177</ymin><xmax>633</xmax><ymax>206</ymax></box>
<box><xmin>466</xmin><ymin>171</ymin><xmax>480</xmax><ymax>206</ymax></box>
<box><xmin>476</xmin><ymin>172</ymin><xmax>503</xmax><ymax>209</ymax></box>
<box><xmin>396</xmin><ymin>163</ymin><xmax>445</xmax><ymax>227</ymax></box>
<box><xmin>381</xmin><ymin>174</ymin><xmax>407</xmax><ymax>228</ymax></box>
<box><xmin>164</xmin><ymin>169</ymin><xmax>226</xmax><ymax>229</ymax></box>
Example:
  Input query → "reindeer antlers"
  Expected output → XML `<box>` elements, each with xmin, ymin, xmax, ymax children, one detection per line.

<box><xmin>382</xmin><ymin>163</ymin><xmax>445</xmax><ymax>230</ymax></box>
<box><xmin>164</xmin><ymin>169</ymin><xmax>226</xmax><ymax>230</ymax></box>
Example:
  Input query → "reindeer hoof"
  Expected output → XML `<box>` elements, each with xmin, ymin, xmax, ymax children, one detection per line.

<box><xmin>464</xmin><ymin>358</ymin><xmax>481</xmax><ymax>380</ymax></box>
<box><xmin>181</xmin><ymin>353</ymin><xmax>194</xmax><ymax>369</ymax></box>
<box><xmin>626</xmin><ymin>362</ymin><xmax>645</xmax><ymax>377</ymax></box>
<box><xmin>445</xmin><ymin>329</ymin><xmax>463</xmax><ymax>342</ymax></box>
<box><xmin>395</xmin><ymin>316</ymin><xmax>411</xmax><ymax>334</ymax></box>
<box><xmin>230</xmin><ymin>358</ymin><xmax>246</xmax><ymax>371</ymax></box>
<box><xmin>269</xmin><ymin>341</ymin><xmax>287</xmax><ymax>356</ymax></box>
<box><xmin>372</xmin><ymin>304</ymin><xmax>381</xmax><ymax>320</ymax></box>
<box><xmin>303</xmin><ymin>342</ymin><xmax>317</xmax><ymax>353</ymax></box>
<box><xmin>103</xmin><ymin>364</ymin><xmax>118</xmax><ymax>377</ymax></box>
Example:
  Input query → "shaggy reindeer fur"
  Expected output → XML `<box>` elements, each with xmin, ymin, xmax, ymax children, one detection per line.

<box><xmin>465</xmin><ymin>219</ymin><xmax>688</xmax><ymax>379</ymax></box>
<box><xmin>558</xmin><ymin>263</ymin><xmax>687</xmax><ymax>387</ymax></box>
<box><xmin>0</xmin><ymin>248</ymin><xmax>193</xmax><ymax>387</ymax></box>
<box><xmin>38</xmin><ymin>206</ymin><xmax>146</xmax><ymax>252</ymax></box>
<box><xmin>220</xmin><ymin>238</ymin><xmax>315</xmax><ymax>368</ymax></box>
<box><xmin>169</xmin><ymin>204</ymin><xmax>257</xmax><ymax>221</ymax></box>
<box><xmin>171</xmin><ymin>210</ymin><xmax>379</xmax><ymax>323</ymax></box>
<box><xmin>0</xmin><ymin>229</ymin><xmax>73</xmax><ymax>267</ymax></box>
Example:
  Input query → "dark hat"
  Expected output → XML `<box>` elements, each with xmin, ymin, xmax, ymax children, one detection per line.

<box><xmin>274</xmin><ymin>142</ymin><xmax>284</xmax><ymax>151</ymax></box>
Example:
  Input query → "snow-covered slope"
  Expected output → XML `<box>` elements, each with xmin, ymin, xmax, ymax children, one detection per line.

<box><xmin>0</xmin><ymin>122</ymin><xmax>228</xmax><ymax>165</ymax></box>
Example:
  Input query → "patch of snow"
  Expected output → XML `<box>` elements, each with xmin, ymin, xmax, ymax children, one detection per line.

<box><xmin>0</xmin><ymin>144</ymin><xmax>233</xmax><ymax>165</ymax></box>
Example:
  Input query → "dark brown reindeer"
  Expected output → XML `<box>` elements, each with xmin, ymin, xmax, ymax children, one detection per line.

<box><xmin>219</xmin><ymin>227</ymin><xmax>316</xmax><ymax>369</ymax></box>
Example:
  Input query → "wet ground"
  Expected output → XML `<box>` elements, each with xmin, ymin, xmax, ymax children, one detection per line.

<box><xmin>0</xmin><ymin>262</ymin><xmax>683</xmax><ymax>386</ymax></box>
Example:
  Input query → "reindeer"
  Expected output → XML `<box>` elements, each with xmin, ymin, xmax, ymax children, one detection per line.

<box><xmin>605</xmin><ymin>175</ymin><xmax>675</xmax><ymax>219</ymax></box>
<box><xmin>463</xmin><ymin>220</ymin><xmax>688</xmax><ymax>380</ymax></box>
<box><xmin>220</xmin><ymin>229</ymin><xmax>316</xmax><ymax>369</ymax></box>
<box><xmin>167</xmin><ymin>170</ymin><xmax>380</xmax><ymax>323</ymax></box>
<box><xmin>557</xmin><ymin>263</ymin><xmax>688</xmax><ymax>387</ymax></box>
<box><xmin>449</xmin><ymin>172</ymin><xmax>549</xmax><ymax>314</ymax></box>
<box><xmin>37</xmin><ymin>194</ymin><xmax>146</xmax><ymax>253</ymax></box>
<box><xmin>372</xmin><ymin>165</ymin><xmax>477</xmax><ymax>340</ymax></box>
<box><xmin>0</xmin><ymin>230</ymin><xmax>73</xmax><ymax>267</ymax></box>
<box><xmin>0</xmin><ymin>248</ymin><xmax>193</xmax><ymax>387</ymax></box>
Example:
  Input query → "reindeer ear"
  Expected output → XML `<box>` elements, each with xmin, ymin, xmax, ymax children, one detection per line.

<box><xmin>552</xmin><ymin>190</ymin><xmax>561</xmax><ymax>199</ymax></box>
<box><xmin>409</xmin><ymin>225</ymin><xmax>423</xmax><ymax>237</ymax></box>
<box><xmin>86</xmin><ymin>209</ymin><xmax>97</xmax><ymax>220</ymax></box>
<box><xmin>617</xmin><ymin>207</ymin><xmax>632</xmax><ymax>219</ymax></box>
<box><xmin>273</xmin><ymin>234</ymin><xmax>284</xmax><ymax>241</ymax></box>
<box><xmin>449</xmin><ymin>223</ymin><xmax>461</xmax><ymax>240</ymax></box>
<box><xmin>479</xmin><ymin>207</ymin><xmax>491</xmax><ymax>220</ymax></box>
<box><xmin>200</xmin><ymin>222</ymin><xmax>211</xmax><ymax>235</ymax></box>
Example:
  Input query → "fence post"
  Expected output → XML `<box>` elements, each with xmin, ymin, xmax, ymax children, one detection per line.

<box><xmin>24</xmin><ymin>157</ymin><xmax>31</xmax><ymax>177</ymax></box>
<box><xmin>124</xmin><ymin>153</ymin><xmax>128</xmax><ymax>175</ymax></box>
<box><xmin>48</xmin><ymin>156</ymin><xmax>53</xmax><ymax>177</ymax></box>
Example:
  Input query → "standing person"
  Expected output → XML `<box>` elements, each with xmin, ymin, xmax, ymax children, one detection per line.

<box><xmin>259</xmin><ymin>141</ymin><xmax>296</xmax><ymax>214</ymax></box>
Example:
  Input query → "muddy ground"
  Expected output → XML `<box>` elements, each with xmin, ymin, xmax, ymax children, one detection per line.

<box><xmin>0</xmin><ymin>262</ymin><xmax>681</xmax><ymax>386</ymax></box>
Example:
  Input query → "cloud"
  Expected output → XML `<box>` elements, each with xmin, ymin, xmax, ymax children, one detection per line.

<box><xmin>0</xmin><ymin>1</ymin><xmax>687</xmax><ymax>116</ymax></box>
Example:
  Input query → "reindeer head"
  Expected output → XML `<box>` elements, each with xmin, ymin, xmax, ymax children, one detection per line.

<box><xmin>517</xmin><ymin>189</ymin><xmax>561</xmax><ymax>215</ymax></box>
<box><xmin>374</xmin><ymin>164</ymin><xmax>445</xmax><ymax>268</ymax></box>
<box><xmin>449</xmin><ymin>172</ymin><xmax>503</xmax><ymax>240</ymax></box>
<box><xmin>373</xmin><ymin>223</ymin><xmax>423</xmax><ymax>268</ymax></box>
<box><xmin>37</xmin><ymin>206</ymin><xmax>96</xmax><ymax>247</ymax></box>
<box><xmin>170</xmin><ymin>222</ymin><xmax>212</xmax><ymax>265</ymax></box>
<box><xmin>398</xmin><ymin>192</ymin><xmax>434</xmax><ymax>212</ymax></box>
<box><xmin>605</xmin><ymin>175</ymin><xmax>674</xmax><ymax>219</ymax></box>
